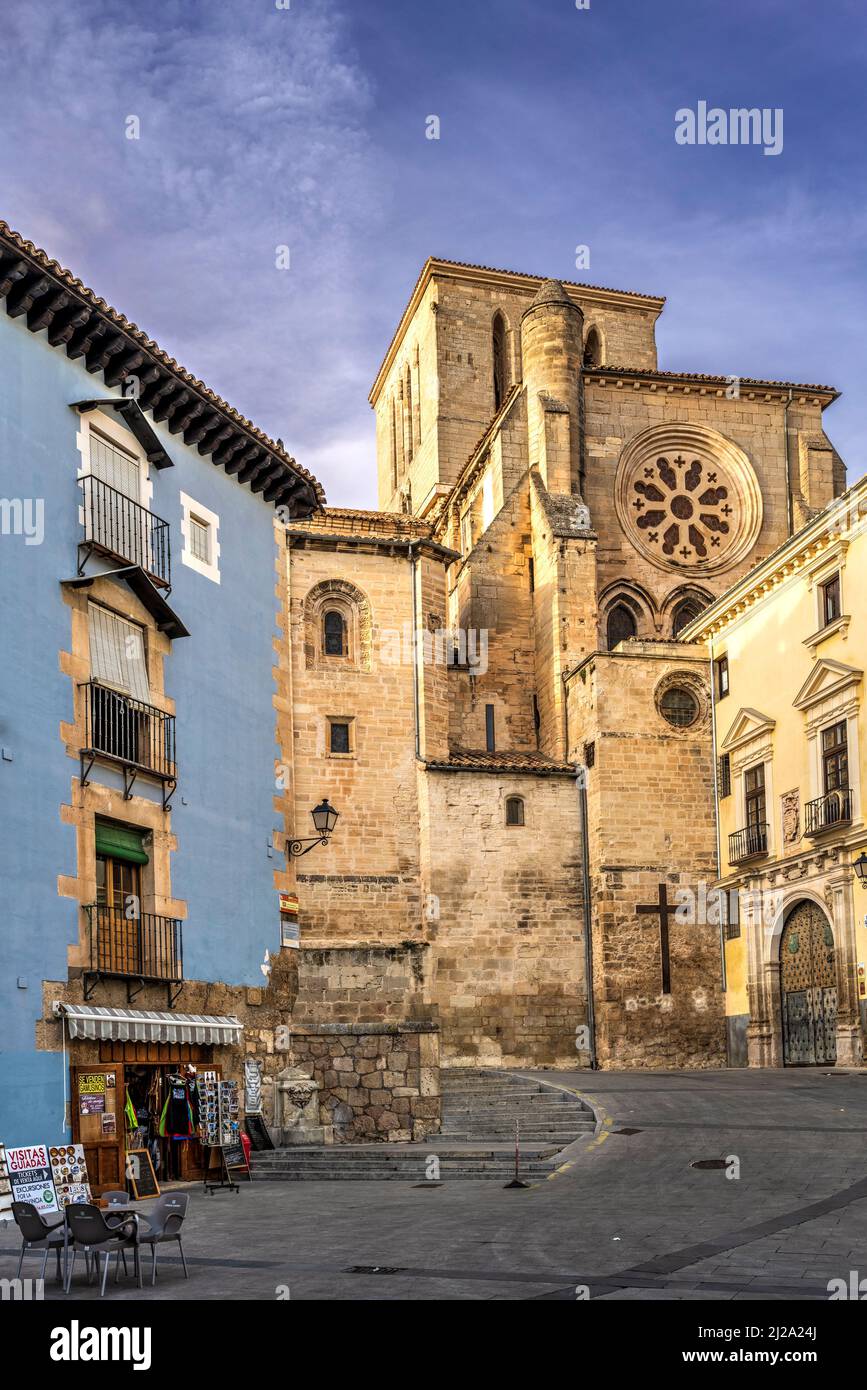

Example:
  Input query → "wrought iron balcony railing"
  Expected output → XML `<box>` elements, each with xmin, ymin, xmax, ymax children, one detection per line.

<box><xmin>729</xmin><ymin>821</ymin><xmax>769</xmax><ymax>864</ymax></box>
<box><xmin>79</xmin><ymin>474</ymin><xmax>172</xmax><ymax>590</ymax></box>
<box><xmin>79</xmin><ymin>681</ymin><xmax>177</xmax><ymax>809</ymax></box>
<box><xmin>84</xmin><ymin>904</ymin><xmax>183</xmax><ymax>1004</ymax></box>
<box><xmin>805</xmin><ymin>787</ymin><xmax>852</xmax><ymax>836</ymax></box>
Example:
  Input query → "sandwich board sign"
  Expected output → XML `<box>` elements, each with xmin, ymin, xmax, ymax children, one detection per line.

<box><xmin>7</xmin><ymin>1144</ymin><xmax>60</xmax><ymax>1215</ymax></box>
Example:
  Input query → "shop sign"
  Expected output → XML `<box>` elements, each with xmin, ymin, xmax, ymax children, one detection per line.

<box><xmin>7</xmin><ymin>1144</ymin><xmax>60</xmax><ymax>1214</ymax></box>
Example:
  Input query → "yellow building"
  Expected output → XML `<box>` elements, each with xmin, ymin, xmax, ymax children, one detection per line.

<box><xmin>687</xmin><ymin>476</ymin><xmax>867</xmax><ymax>1069</ymax></box>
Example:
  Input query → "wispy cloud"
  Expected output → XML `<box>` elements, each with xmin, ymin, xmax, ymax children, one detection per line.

<box><xmin>0</xmin><ymin>0</ymin><xmax>385</xmax><ymax>503</ymax></box>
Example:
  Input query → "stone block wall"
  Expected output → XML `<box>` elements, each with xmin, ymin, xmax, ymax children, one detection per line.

<box><xmin>291</xmin><ymin>1024</ymin><xmax>440</xmax><ymax>1143</ymax></box>
<box><xmin>569</xmin><ymin>643</ymin><xmax>726</xmax><ymax>1069</ymax></box>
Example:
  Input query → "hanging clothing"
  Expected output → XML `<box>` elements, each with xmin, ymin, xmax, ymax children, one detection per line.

<box><xmin>124</xmin><ymin>1092</ymin><xmax>138</xmax><ymax>1131</ymax></box>
<box><xmin>159</xmin><ymin>1081</ymin><xmax>196</xmax><ymax>1139</ymax></box>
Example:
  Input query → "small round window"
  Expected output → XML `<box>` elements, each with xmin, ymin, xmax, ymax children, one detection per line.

<box><xmin>659</xmin><ymin>685</ymin><xmax>699</xmax><ymax>728</ymax></box>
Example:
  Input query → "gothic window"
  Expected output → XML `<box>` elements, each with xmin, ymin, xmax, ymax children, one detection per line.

<box><xmin>323</xmin><ymin>609</ymin><xmax>347</xmax><ymax>657</ymax></box>
<box><xmin>606</xmin><ymin>602</ymin><xmax>637</xmax><ymax>651</ymax></box>
<box><xmin>405</xmin><ymin>367</ymin><xmax>414</xmax><ymax>463</ymax></box>
<box><xmin>505</xmin><ymin>796</ymin><xmax>525</xmax><ymax>826</ymax></box>
<box><xmin>390</xmin><ymin>394</ymin><xmax>398</xmax><ymax>492</ymax></box>
<box><xmin>672</xmin><ymin>597</ymin><xmax>706</xmax><ymax>636</ymax></box>
<box><xmin>492</xmin><ymin>312</ymin><xmax>508</xmax><ymax>410</ymax></box>
<box><xmin>583</xmin><ymin>326</ymin><xmax>602</xmax><ymax>368</ymax></box>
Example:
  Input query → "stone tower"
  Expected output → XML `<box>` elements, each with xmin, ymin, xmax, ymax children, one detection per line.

<box><xmin>521</xmin><ymin>278</ymin><xmax>585</xmax><ymax>497</ymax></box>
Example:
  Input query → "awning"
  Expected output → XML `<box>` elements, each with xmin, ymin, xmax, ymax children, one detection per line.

<box><xmin>57</xmin><ymin>1004</ymin><xmax>243</xmax><ymax>1046</ymax></box>
<box><xmin>70</xmin><ymin>399</ymin><xmax>173</xmax><ymax>469</ymax></box>
<box><xmin>95</xmin><ymin>821</ymin><xmax>149</xmax><ymax>865</ymax></box>
<box><xmin>61</xmin><ymin>567</ymin><xmax>190</xmax><ymax>640</ymax></box>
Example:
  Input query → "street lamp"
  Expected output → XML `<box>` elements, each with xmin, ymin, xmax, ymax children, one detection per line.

<box><xmin>854</xmin><ymin>851</ymin><xmax>867</xmax><ymax>889</ymax></box>
<box><xmin>287</xmin><ymin>799</ymin><xmax>339</xmax><ymax>859</ymax></box>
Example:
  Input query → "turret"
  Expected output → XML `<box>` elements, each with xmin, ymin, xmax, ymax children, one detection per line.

<box><xmin>520</xmin><ymin>279</ymin><xmax>584</xmax><ymax>497</ymax></box>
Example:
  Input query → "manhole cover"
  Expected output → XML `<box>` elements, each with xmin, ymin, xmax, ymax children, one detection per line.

<box><xmin>343</xmin><ymin>1265</ymin><xmax>407</xmax><ymax>1275</ymax></box>
<box><xmin>691</xmin><ymin>1158</ymin><xmax>728</xmax><ymax>1170</ymax></box>
<box><xmin>613</xmin><ymin>1128</ymin><xmax>643</xmax><ymax>1135</ymax></box>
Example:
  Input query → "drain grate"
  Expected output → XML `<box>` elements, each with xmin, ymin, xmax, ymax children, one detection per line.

<box><xmin>691</xmin><ymin>1158</ymin><xmax>728</xmax><ymax>1170</ymax></box>
<box><xmin>343</xmin><ymin>1265</ymin><xmax>408</xmax><ymax>1275</ymax></box>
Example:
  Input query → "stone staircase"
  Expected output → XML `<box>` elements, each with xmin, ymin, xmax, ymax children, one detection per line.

<box><xmin>250</xmin><ymin>1069</ymin><xmax>596</xmax><ymax>1181</ymax></box>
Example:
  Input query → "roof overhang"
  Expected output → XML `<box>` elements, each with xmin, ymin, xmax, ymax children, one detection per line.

<box><xmin>55</xmin><ymin>1003</ymin><xmax>243</xmax><ymax>1046</ymax></box>
<box><xmin>61</xmin><ymin>566</ymin><xmax>190</xmax><ymax>639</ymax></box>
<box><xmin>71</xmin><ymin>398</ymin><xmax>173</xmax><ymax>468</ymax></box>
<box><xmin>0</xmin><ymin>219</ymin><xmax>324</xmax><ymax>514</ymax></box>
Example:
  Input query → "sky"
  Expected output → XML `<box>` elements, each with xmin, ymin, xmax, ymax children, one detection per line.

<box><xmin>2</xmin><ymin>0</ymin><xmax>866</xmax><ymax>506</ymax></box>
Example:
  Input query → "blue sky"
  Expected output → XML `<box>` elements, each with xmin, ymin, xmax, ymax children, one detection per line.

<box><xmin>3</xmin><ymin>0</ymin><xmax>866</xmax><ymax>505</ymax></box>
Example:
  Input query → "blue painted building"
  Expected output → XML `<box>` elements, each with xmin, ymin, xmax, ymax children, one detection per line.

<box><xmin>0</xmin><ymin>220</ymin><xmax>322</xmax><ymax>1184</ymax></box>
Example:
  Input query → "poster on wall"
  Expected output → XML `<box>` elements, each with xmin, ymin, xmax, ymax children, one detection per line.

<box><xmin>78</xmin><ymin>1073</ymin><xmax>106</xmax><ymax>1116</ymax></box>
<box><xmin>244</xmin><ymin>1059</ymin><xmax>262</xmax><ymax>1115</ymax></box>
<box><xmin>49</xmin><ymin>1144</ymin><xmax>92</xmax><ymax>1208</ymax></box>
<box><xmin>7</xmin><ymin>1144</ymin><xmax>60</xmax><ymax>1215</ymax></box>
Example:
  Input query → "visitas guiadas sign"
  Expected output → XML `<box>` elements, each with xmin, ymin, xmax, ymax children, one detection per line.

<box><xmin>7</xmin><ymin>1144</ymin><xmax>60</xmax><ymax>1214</ymax></box>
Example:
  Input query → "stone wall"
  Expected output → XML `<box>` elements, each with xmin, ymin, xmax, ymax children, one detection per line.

<box><xmin>568</xmin><ymin>643</ymin><xmax>726</xmax><ymax>1069</ymax></box>
<box><xmin>291</xmin><ymin>1024</ymin><xmax>440</xmax><ymax>1142</ymax></box>
<box><xmin>420</xmin><ymin>766</ymin><xmax>586</xmax><ymax>1068</ymax></box>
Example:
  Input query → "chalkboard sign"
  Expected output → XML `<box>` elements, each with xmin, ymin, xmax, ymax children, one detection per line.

<box><xmin>222</xmin><ymin>1142</ymin><xmax>246</xmax><ymax>1170</ymax></box>
<box><xmin>125</xmin><ymin>1148</ymin><xmax>160</xmax><ymax>1199</ymax></box>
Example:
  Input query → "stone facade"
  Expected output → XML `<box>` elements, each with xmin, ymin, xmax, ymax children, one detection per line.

<box><xmin>291</xmin><ymin>1024</ymin><xmax>440</xmax><ymax>1143</ymax></box>
<box><xmin>279</xmin><ymin>256</ymin><xmax>847</xmax><ymax>1089</ymax></box>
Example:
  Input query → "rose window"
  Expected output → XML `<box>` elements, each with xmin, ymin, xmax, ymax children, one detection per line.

<box><xmin>614</xmin><ymin>425</ymin><xmax>762</xmax><ymax>576</ymax></box>
<box><xmin>631</xmin><ymin>454</ymin><xmax>734</xmax><ymax>564</ymax></box>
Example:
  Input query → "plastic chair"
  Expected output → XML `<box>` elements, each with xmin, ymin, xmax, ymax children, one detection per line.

<box><xmin>101</xmin><ymin>1190</ymin><xmax>134</xmax><ymax>1274</ymax></box>
<box><xmin>11</xmin><ymin>1202</ymin><xmax>66</xmax><ymax>1285</ymax></box>
<box><xmin>137</xmin><ymin>1193</ymin><xmax>189</xmax><ymax>1284</ymax></box>
<box><xmin>64</xmin><ymin>1202</ymin><xmax>141</xmax><ymax>1296</ymax></box>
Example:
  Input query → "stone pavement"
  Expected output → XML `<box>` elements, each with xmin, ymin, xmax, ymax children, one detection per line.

<box><xmin>4</xmin><ymin>1067</ymin><xmax>867</xmax><ymax>1301</ymax></box>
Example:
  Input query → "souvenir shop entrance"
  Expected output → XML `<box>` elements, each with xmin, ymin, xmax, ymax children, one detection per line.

<box><xmin>71</xmin><ymin>1041</ymin><xmax>219</xmax><ymax>1195</ymax></box>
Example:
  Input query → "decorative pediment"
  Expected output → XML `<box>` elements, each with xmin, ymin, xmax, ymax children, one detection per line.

<box><xmin>720</xmin><ymin>706</ymin><xmax>776</xmax><ymax>753</ymax></box>
<box><xmin>793</xmin><ymin>658</ymin><xmax>863</xmax><ymax>712</ymax></box>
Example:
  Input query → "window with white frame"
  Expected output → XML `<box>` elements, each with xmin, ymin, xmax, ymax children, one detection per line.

<box><xmin>180</xmin><ymin>492</ymin><xmax>220</xmax><ymax>583</ymax></box>
<box><xmin>88</xmin><ymin>603</ymin><xmax>150</xmax><ymax>702</ymax></box>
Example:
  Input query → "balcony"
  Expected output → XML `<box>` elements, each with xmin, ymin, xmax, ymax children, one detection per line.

<box><xmin>79</xmin><ymin>681</ymin><xmax>177</xmax><ymax>809</ymax></box>
<box><xmin>84</xmin><ymin>904</ymin><xmax>183</xmax><ymax>1006</ymax></box>
<box><xmin>805</xmin><ymin>787</ymin><xmax>852</xmax><ymax>836</ymax></box>
<box><xmin>729</xmin><ymin>822</ymin><xmax>769</xmax><ymax>864</ymax></box>
<box><xmin>79</xmin><ymin>474</ymin><xmax>172</xmax><ymax>591</ymax></box>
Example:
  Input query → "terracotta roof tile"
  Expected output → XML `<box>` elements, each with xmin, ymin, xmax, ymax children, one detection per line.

<box><xmin>0</xmin><ymin>219</ymin><xmax>325</xmax><ymax>506</ymax></box>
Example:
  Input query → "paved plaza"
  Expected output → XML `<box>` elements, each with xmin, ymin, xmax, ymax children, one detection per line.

<box><xmin>5</xmin><ymin>1068</ymin><xmax>867</xmax><ymax>1301</ymax></box>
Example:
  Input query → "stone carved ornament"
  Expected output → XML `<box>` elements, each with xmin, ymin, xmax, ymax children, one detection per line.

<box><xmin>615</xmin><ymin>423</ymin><xmax>763</xmax><ymax>575</ymax></box>
<box><xmin>781</xmin><ymin>789</ymin><xmax>800</xmax><ymax>845</ymax></box>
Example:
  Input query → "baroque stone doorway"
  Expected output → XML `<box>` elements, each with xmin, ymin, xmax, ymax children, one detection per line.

<box><xmin>780</xmin><ymin>900</ymin><xmax>837</xmax><ymax>1066</ymax></box>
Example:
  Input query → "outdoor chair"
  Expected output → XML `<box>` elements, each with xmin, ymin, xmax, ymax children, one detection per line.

<box><xmin>11</xmin><ymin>1202</ymin><xmax>66</xmax><ymax>1285</ymax></box>
<box><xmin>137</xmin><ymin>1192</ymin><xmax>190</xmax><ymax>1284</ymax></box>
<box><xmin>64</xmin><ymin>1202</ymin><xmax>142</xmax><ymax>1296</ymax></box>
<box><xmin>101</xmin><ymin>1190</ymin><xmax>135</xmax><ymax>1275</ymax></box>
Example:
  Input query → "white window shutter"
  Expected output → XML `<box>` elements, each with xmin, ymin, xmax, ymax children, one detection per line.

<box><xmin>88</xmin><ymin>605</ymin><xmax>150</xmax><ymax>703</ymax></box>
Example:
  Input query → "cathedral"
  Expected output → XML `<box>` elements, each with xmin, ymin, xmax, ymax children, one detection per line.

<box><xmin>281</xmin><ymin>257</ymin><xmax>846</xmax><ymax>1077</ymax></box>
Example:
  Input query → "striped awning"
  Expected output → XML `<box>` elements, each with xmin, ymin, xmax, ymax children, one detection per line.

<box><xmin>58</xmin><ymin>1004</ymin><xmax>243</xmax><ymax>1046</ymax></box>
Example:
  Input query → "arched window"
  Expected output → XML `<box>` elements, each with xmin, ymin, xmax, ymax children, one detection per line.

<box><xmin>583</xmin><ymin>327</ymin><xmax>602</xmax><ymax>368</ymax></box>
<box><xmin>492</xmin><ymin>312</ymin><xmax>508</xmax><ymax>410</ymax></box>
<box><xmin>672</xmin><ymin>598</ymin><xmax>705</xmax><ymax>637</ymax></box>
<box><xmin>606</xmin><ymin>602</ymin><xmax>637</xmax><ymax>651</ymax></box>
<box><xmin>390</xmin><ymin>394</ymin><xmax>398</xmax><ymax>491</ymax></box>
<box><xmin>505</xmin><ymin>796</ymin><xmax>525</xmax><ymax>826</ymax></box>
<box><xmin>323</xmin><ymin>609</ymin><xmax>347</xmax><ymax>657</ymax></box>
<box><xmin>405</xmin><ymin>367</ymin><xmax>414</xmax><ymax>463</ymax></box>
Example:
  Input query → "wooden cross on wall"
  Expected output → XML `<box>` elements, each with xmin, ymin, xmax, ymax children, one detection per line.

<box><xmin>636</xmin><ymin>883</ymin><xmax>676</xmax><ymax>995</ymax></box>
